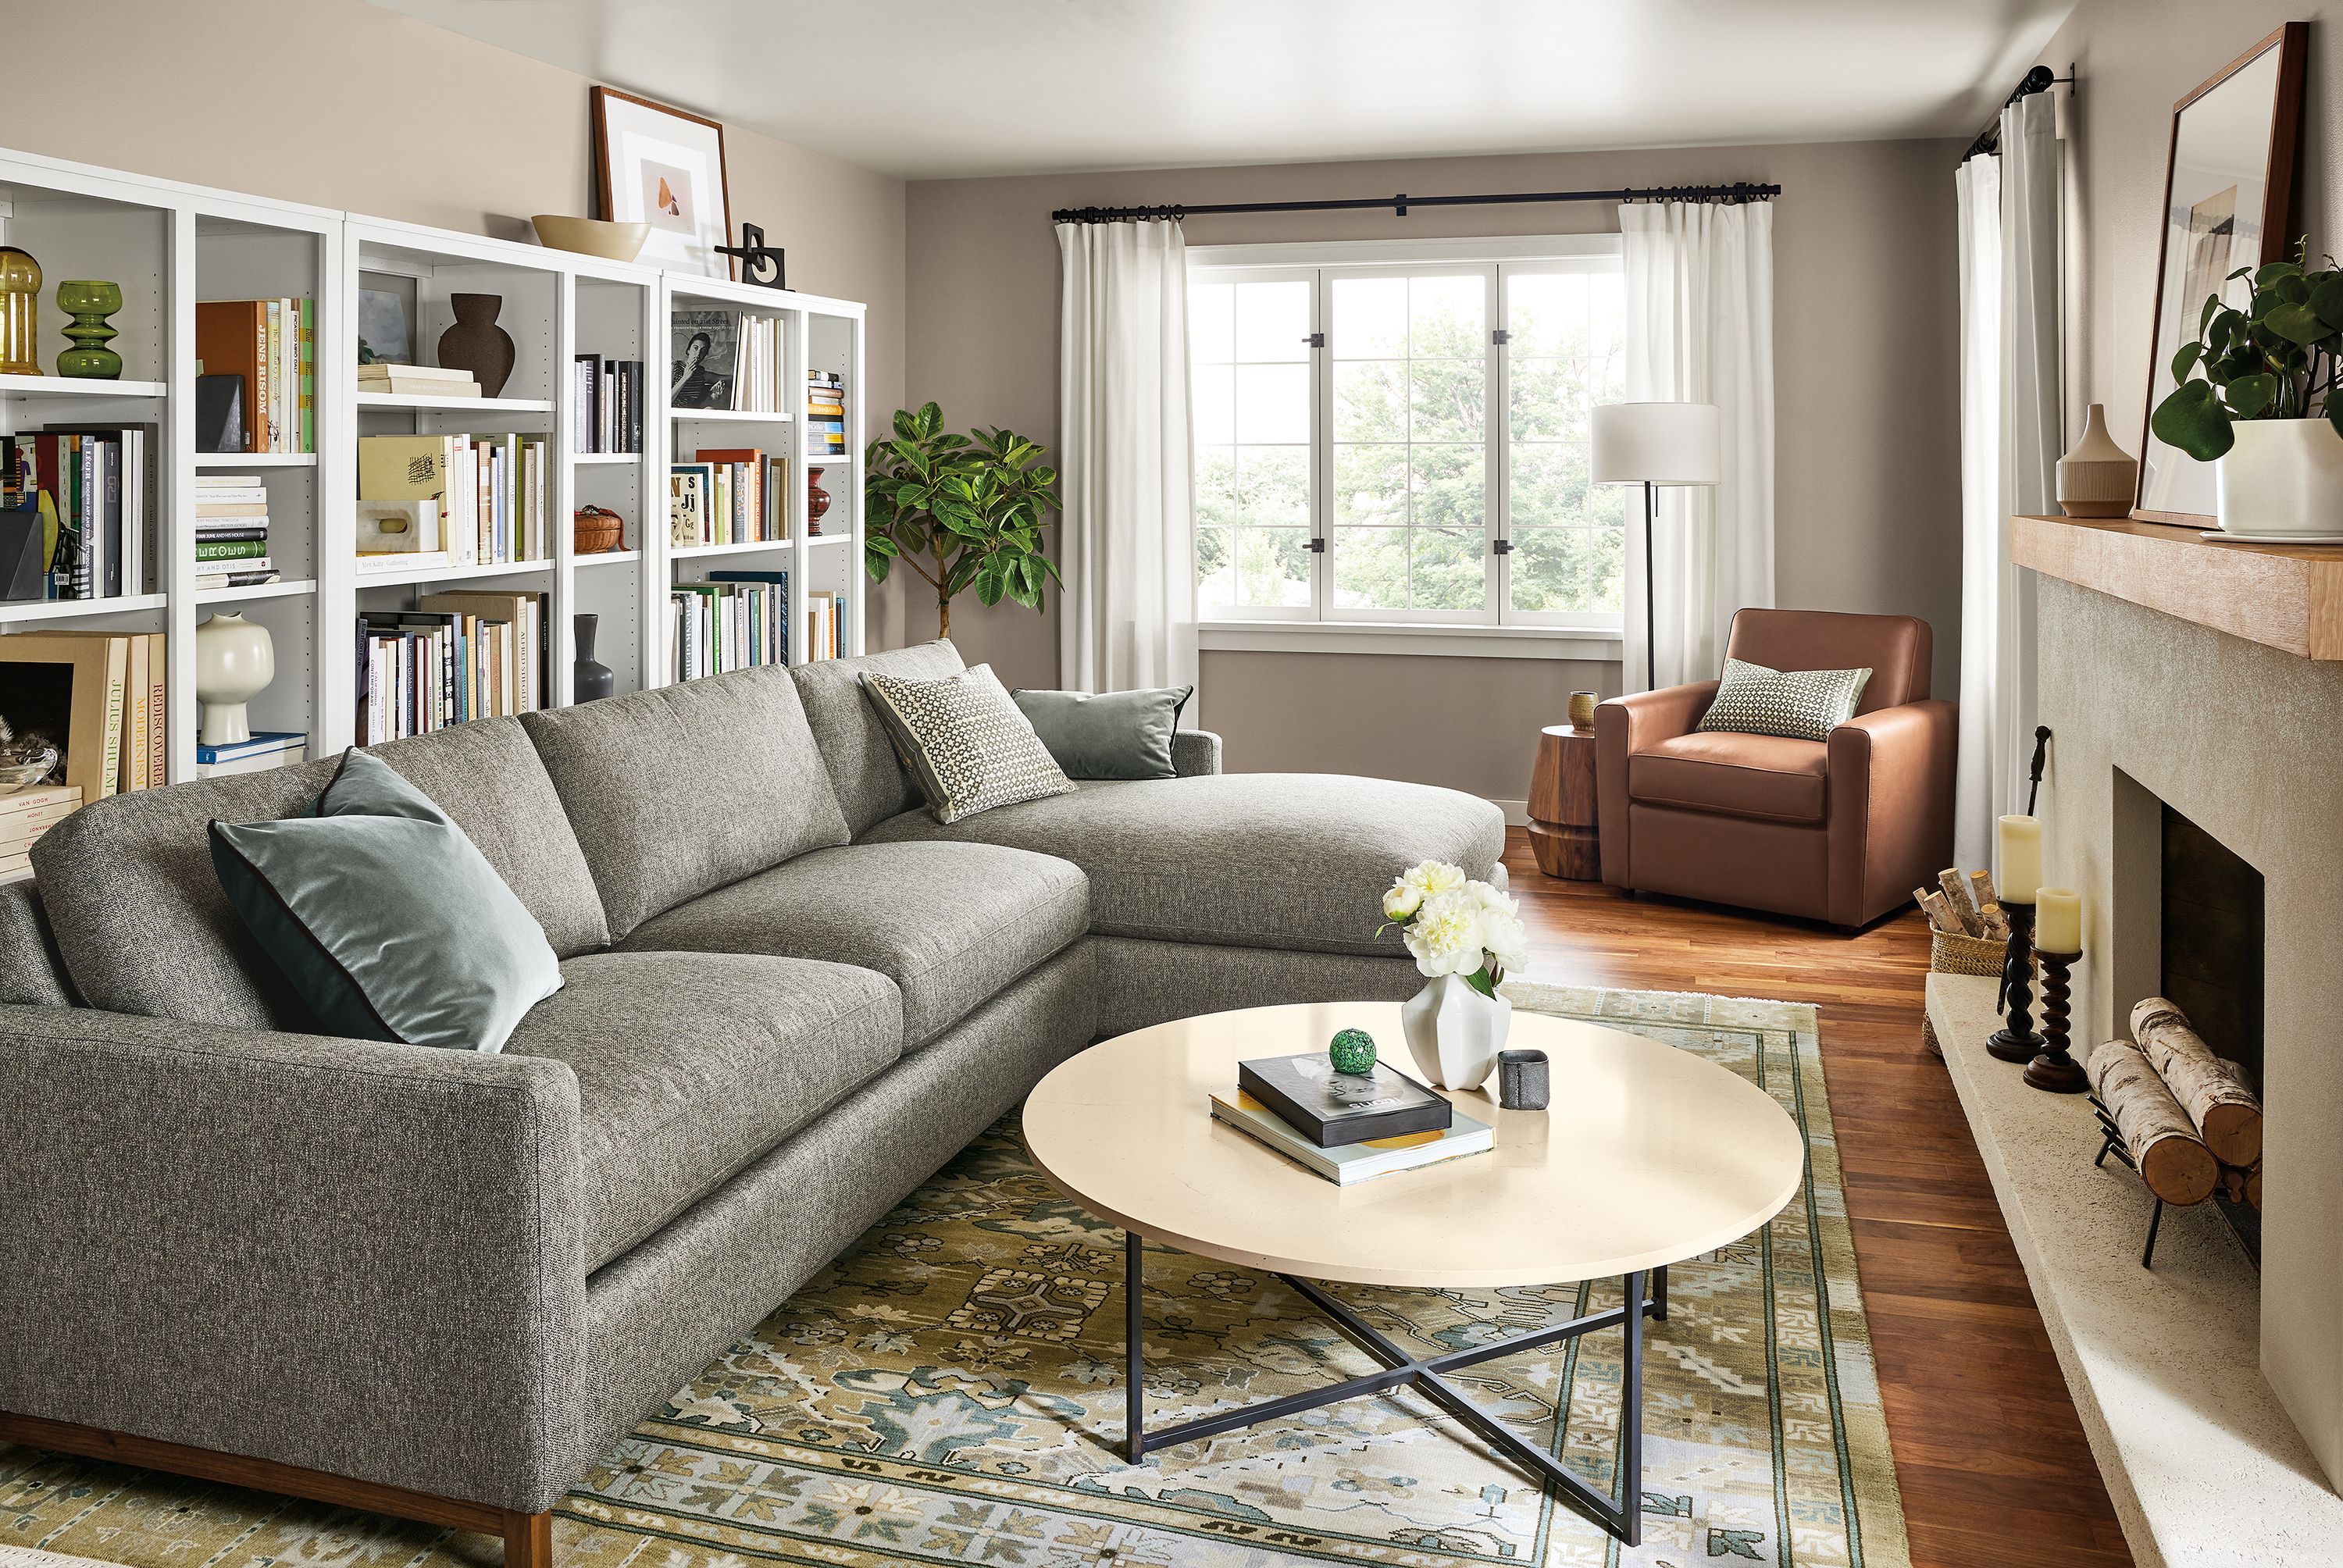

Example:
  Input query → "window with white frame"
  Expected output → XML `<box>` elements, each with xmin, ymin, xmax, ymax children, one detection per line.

<box><xmin>1188</xmin><ymin>237</ymin><xmax>1626</xmax><ymax>631</ymax></box>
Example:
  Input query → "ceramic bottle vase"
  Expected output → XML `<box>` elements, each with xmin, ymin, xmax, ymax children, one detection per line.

<box><xmin>438</xmin><ymin>293</ymin><xmax>515</xmax><ymax>397</ymax></box>
<box><xmin>807</xmin><ymin>468</ymin><xmax>831</xmax><ymax>534</ymax></box>
<box><xmin>2056</xmin><ymin>402</ymin><xmax>2137</xmax><ymax>519</ymax></box>
<box><xmin>55</xmin><ymin>280</ymin><xmax>123</xmax><ymax>379</ymax></box>
<box><xmin>1402</xmin><ymin>972</ymin><xmax>1513</xmax><ymax>1091</ymax></box>
<box><xmin>193</xmin><ymin>611</ymin><xmax>274</xmax><ymax>746</ymax></box>
<box><xmin>573</xmin><ymin>613</ymin><xmax>615</xmax><ymax>701</ymax></box>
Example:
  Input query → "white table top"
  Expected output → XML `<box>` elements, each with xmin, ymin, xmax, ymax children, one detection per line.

<box><xmin>1023</xmin><ymin>1001</ymin><xmax>1806</xmax><ymax>1288</ymax></box>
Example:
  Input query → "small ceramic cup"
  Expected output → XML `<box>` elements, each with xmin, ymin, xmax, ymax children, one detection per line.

<box><xmin>1496</xmin><ymin>1049</ymin><xmax>1550</xmax><ymax>1110</ymax></box>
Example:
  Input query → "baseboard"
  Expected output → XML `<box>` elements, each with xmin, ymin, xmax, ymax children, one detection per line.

<box><xmin>1490</xmin><ymin>798</ymin><xmax>1529</xmax><ymax>827</ymax></box>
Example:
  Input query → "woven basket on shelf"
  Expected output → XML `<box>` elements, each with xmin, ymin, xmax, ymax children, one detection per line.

<box><xmin>1921</xmin><ymin>927</ymin><xmax>2021</xmax><ymax>1057</ymax></box>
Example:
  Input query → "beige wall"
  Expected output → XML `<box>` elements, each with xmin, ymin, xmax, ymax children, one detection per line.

<box><xmin>900</xmin><ymin>138</ymin><xmax>1965</xmax><ymax>799</ymax></box>
<box><xmin>0</xmin><ymin>0</ymin><xmax>906</xmax><ymax>422</ymax></box>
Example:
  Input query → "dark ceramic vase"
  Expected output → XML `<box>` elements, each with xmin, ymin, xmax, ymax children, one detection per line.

<box><xmin>807</xmin><ymin>467</ymin><xmax>830</xmax><ymax>535</ymax></box>
<box><xmin>439</xmin><ymin>293</ymin><xmax>515</xmax><ymax>397</ymax></box>
<box><xmin>573</xmin><ymin>613</ymin><xmax>615</xmax><ymax>701</ymax></box>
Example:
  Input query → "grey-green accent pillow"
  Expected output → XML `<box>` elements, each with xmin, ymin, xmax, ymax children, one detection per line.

<box><xmin>207</xmin><ymin>749</ymin><xmax>562</xmax><ymax>1053</ymax></box>
<box><xmin>859</xmin><ymin>663</ymin><xmax>1075</xmax><ymax>825</ymax></box>
<box><xmin>1696</xmin><ymin>657</ymin><xmax>1874</xmax><ymax>743</ymax></box>
<box><xmin>1011</xmin><ymin>685</ymin><xmax>1193</xmax><ymax>780</ymax></box>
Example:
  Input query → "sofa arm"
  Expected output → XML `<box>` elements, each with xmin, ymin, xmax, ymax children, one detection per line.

<box><xmin>1827</xmin><ymin>699</ymin><xmax>1957</xmax><ymax>927</ymax></box>
<box><xmin>0</xmin><ymin>1005</ymin><xmax>588</xmax><ymax>1514</ymax></box>
<box><xmin>1172</xmin><ymin>729</ymin><xmax>1223</xmax><ymax>776</ymax></box>
<box><xmin>1593</xmin><ymin>681</ymin><xmax>1720</xmax><ymax>887</ymax></box>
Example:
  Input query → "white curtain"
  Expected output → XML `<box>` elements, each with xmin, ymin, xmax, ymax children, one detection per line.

<box><xmin>1618</xmin><ymin>200</ymin><xmax>1776</xmax><ymax>691</ymax></box>
<box><xmin>1054</xmin><ymin>219</ymin><xmax>1198</xmax><ymax>704</ymax></box>
<box><xmin>1955</xmin><ymin>93</ymin><xmax>2061</xmax><ymax>868</ymax></box>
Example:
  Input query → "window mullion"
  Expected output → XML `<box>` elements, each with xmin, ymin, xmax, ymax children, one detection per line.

<box><xmin>1487</xmin><ymin>262</ymin><xmax>1507</xmax><ymax>626</ymax></box>
<box><xmin>1311</xmin><ymin>268</ymin><xmax>1332</xmax><ymax>622</ymax></box>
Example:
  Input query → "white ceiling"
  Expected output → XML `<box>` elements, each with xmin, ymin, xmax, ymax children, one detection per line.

<box><xmin>372</xmin><ymin>0</ymin><xmax>2077</xmax><ymax>181</ymax></box>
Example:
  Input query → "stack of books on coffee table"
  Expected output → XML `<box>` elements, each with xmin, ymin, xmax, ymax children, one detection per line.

<box><xmin>1209</xmin><ymin>1051</ymin><xmax>1492</xmax><ymax>1185</ymax></box>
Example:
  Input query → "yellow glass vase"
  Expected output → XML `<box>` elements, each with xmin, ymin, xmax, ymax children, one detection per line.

<box><xmin>0</xmin><ymin>247</ymin><xmax>41</xmax><ymax>376</ymax></box>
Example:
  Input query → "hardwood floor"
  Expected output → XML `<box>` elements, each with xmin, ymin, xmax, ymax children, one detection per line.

<box><xmin>1502</xmin><ymin>831</ymin><xmax>2134</xmax><ymax>1568</ymax></box>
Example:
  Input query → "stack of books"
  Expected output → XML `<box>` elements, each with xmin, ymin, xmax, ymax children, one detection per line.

<box><xmin>197</xmin><ymin>298</ymin><xmax>315</xmax><ymax>453</ymax></box>
<box><xmin>669</xmin><ymin>448</ymin><xmax>788</xmax><ymax>547</ymax></box>
<box><xmin>355</xmin><ymin>590</ymin><xmax>545</xmax><ymax>744</ymax></box>
<box><xmin>670</xmin><ymin>572</ymin><xmax>786</xmax><ymax>679</ymax></box>
<box><xmin>1209</xmin><ymin>1051</ymin><xmax>1493</xmax><ymax>1185</ymax></box>
<box><xmin>807</xmin><ymin>587</ymin><xmax>845</xmax><ymax>661</ymax></box>
<box><xmin>195</xmin><ymin>731</ymin><xmax>306</xmax><ymax>779</ymax></box>
<box><xmin>357</xmin><ymin>362</ymin><xmax>481</xmax><ymax>400</ymax></box>
<box><xmin>572</xmin><ymin>356</ymin><xmax>644</xmax><ymax>454</ymax></box>
<box><xmin>0</xmin><ymin>632</ymin><xmax>166</xmax><ymax>804</ymax></box>
<box><xmin>6</xmin><ymin>426</ymin><xmax>155</xmax><ymax>600</ymax></box>
<box><xmin>194</xmin><ymin>475</ymin><xmax>277</xmax><ymax>590</ymax></box>
<box><xmin>807</xmin><ymin>370</ymin><xmax>845</xmax><ymax>456</ymax></box>
<box><xmin>358</xmin><ymin>433</ymin><xmax>549</xmax><ymax>573</ymax></box>
<box><xmin>0</xmin><ymin>784</ymin><xmax>81</xmax><ymax>886</ymax></box>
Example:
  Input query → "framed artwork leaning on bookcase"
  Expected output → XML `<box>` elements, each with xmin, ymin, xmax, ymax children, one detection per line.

<box><xmin>593</xmin><ymin>86</ymin><xmax>732</xmax><ymax>280</ymax></box>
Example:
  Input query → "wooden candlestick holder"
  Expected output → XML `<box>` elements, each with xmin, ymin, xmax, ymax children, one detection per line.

<box><xmin>1987</xmin><ymin>902</ymin><xmax>2045</xmax><ymax>1062</ymax></box>
<box><xmin>2024</xmin><ymin>949</ymin><xmax>2088</xmax><ymax>1092</ymax></box>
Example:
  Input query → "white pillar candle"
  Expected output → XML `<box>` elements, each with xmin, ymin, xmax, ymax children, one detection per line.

<box><xmin>2035</xmin><ymin>887</ymin><xmax>2083</xmax><ymax>953</ymax></box>
<box><xmin>1998</xmin><ymin>814</ymin><xmax>2042</xmax><ymax>904</ymax></box>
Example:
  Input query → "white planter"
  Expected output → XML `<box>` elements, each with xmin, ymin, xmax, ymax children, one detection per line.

<box><xmin>193</xmin><ymin>611</ymin><xmax>274</xmax><ymax>746</ymax></box>
<box><xmin>1401</xmin><ymin>973</ymin><xmax>1512</xmax><ymax>1091</ymax></box>
<box><xmin>2214</xmin><ymin>419</ymin><xmax>2343</xmax><ymax>536</ymax></box>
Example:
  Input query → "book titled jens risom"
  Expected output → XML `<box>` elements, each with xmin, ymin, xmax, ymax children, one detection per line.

<box><xmin>1236</xmin><ymin>1052</ymin><xmax>1452</xmax><ymax>1147</ymax></box>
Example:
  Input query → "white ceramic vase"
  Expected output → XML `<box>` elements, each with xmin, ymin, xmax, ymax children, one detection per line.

<box><xmin>2214</xmin><ymin>418</ymin><xmax>2343</xmax><ymax>537</ymax></box>
<box><xmin>193</xmin><ymin>611</ymin><xmax>273</xmax><ymax>746</ymax></box>
<box><xmin>1401</xmin><ymin>973</ymin><xmax>1512</xmax><ymax>1091</ymax></box>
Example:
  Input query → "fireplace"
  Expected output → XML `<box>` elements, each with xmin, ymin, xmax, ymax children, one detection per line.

<box><xmin>2159</xmin><ymin>799</ymin><xmax>2265</xmax><ymax>1261</ymax></box>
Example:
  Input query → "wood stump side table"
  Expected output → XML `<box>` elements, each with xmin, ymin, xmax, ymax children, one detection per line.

<box><xmin>1529</xmin><ymin>723</ymin><xmax>1600</xmax><ymax>880</ymax></box>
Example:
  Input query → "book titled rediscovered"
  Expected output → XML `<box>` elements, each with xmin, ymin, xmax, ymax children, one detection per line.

<box><xmin>1209</xmin><ymin>1090</ymin><xmax>1493</xmax><ymax>1185</ymax></box>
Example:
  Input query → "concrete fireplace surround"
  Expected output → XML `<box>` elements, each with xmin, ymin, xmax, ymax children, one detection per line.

<box><xmin>1927</xmin><ymin>522</ymin><xmax>2343</xmax><ymax>1566</ymax></box>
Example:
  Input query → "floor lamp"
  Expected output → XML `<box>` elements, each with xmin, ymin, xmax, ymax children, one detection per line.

<box><xmin>1591</xmin><ymin>402</ymin><xmax>1721</xmax><ymax>693</ymax></box>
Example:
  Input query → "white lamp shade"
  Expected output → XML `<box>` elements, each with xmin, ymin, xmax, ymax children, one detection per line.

<box><xmin>1592</xmin><ymin>401</ymin><xmax>1721</xmax><ymax>486</ymax></box>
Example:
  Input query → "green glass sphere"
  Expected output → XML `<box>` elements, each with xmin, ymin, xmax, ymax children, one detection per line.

<box><xmin>1328</xmin><ymin>1027</ymin><xmax>1378</xmax><ymax>1075</ymax></box>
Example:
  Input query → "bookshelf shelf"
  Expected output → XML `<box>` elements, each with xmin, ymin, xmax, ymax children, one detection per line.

<box><xmin>572</xmin><ymin>451</ymin><xmax>640</xmax><ymax>465</ymax></box>
<box><xmin>355</xmin><ymin>391</ymin><xmax>556</xmax><ymax>413</ymax></box>
<box><xmin>672</xmin><ymin>408</ymin><xmax>794</xmax><ymax>424</ymax></box>
<box><xmin>195</xmin><ymin>578</ymin><xmax>316</xmax><ymax>605</ymax></box>
<box><xmin>355</xmin><ymin>558</ymin><xmax>555</xmax><ymax>588</ymax></box>
<box><xmin>0</xmin><ymin>373</ymin><xmax>169</xmax><ymax>400</ymax></box>
<box><xmin>194</xmin><ymin>451</ymin><xmax>317</xmax><ymax>469</ymax></box>
<box><xmin>576</xmin><ymin>549</ymin><xmax>641</xmax><ymax>567</ymax></box>
<box><xmin>805</xmin><ymin>533</ymin><xmax>854</xmax><ymax>547</ymax></box>
<box><xmin>0</xmin><ymin>593</ymin><xmax>169</xmax><ymax>623</ymax></box>
<box><xmin>670</xmin><ymin>539</ymin><xmax>793</xmax><ymax>560</ymax></box>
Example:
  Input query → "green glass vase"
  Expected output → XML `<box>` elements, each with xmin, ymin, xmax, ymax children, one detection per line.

<box><xmin>0</xmin><ymin>247</ymin><xmax>39</xmax><ymax>376</ymax></box>
<box><xmin>55</xmin><ymin>280</ymin><xmax>122</xmax><ymax>379</ymax></box>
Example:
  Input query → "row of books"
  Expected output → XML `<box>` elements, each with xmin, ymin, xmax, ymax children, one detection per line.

<box><xmin>357</xmin><ymin>433</ymin><xmax>551</xmax><ymax>574</ymax></box>
<box><xmin>5</xmin><ymin>426</ymin><xmax>155</xmax><ymax>600</ymax></box>
<box><xmin>358</xmin><ymin>362</ymin><xmax>480</xmax><ymax>399</ymax></box>
<box><xmin>195</xmin><ymin>475</ymin><xmax>280</xmax><ymax>591</ymax></box>
<box><xmin>573</xmin><ymin>357</ymin><xmax>646</xmax><ymax>454</ymax></box>
<box><xmin>0</xmin><ymin>785</ymin><xmax>80</xmax><ymax>887</ymax></box>
<box><xmin>670</xmin><ymin>575</ymin><xmax>787</xmax><ymax>680</ymax></box>
<box><xmin>197</xmin><ymin>298</ymin><xmax>315</xmax><ymax>454</ymax></box>
<box><xmin>669</xmin><ymin>450</ymin><xmax>790</xmax><ymax>547</ymax></box>
<box><xmin>806</xmin><ymin>583</ymin><xmax>846</xmax><ymax>661</ymax></box>
<box><xmin>0</xmin><ymin>631</ymin><xmax>166</xmax><ymax>805</ymax></box>
<box><xmin>1208</xmin><ymin>1051</ymin><xmax>1492</xmax><ymax>1185</ymax></box>
<box><xmin>808</xmin><ymin>370</ymin><xmax>845</xmax><ymax>456</ymax></box>
<box><xmin>355</xmin><ymin>591</ymin><xmax>547</xmax><ymax>745</ymax></box>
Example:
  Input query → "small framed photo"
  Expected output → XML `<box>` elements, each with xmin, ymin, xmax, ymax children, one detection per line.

<box><xmin>669</xmin><ymin>310</ymin><xmax>739</xmax><ymax>410</ymax></box>
<box><xmin>593</xmin><ymin>86</ymin><xmax>733</xmax><ymax>279</ymax></box>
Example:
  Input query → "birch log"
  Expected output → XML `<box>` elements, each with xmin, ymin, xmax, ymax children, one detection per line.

<box><xmin>2088</xmin><ymin>1039</ymin><xmax>2219</xmax><ymax>1205</ymax></box>
<box><xmin>1966</xmin><ymin>870</ymin><xmax>2013</xmax><ymax>939</ymax></box>
<box><xmin>1936</xmin><ymin>869</ymin><xmax>1984</xmax><ymax>935</ymax></box>
<box><xmin>2131</xmin><ymin>997</ymin><xmax>2264</xmax><ymax>1166</ymax></box>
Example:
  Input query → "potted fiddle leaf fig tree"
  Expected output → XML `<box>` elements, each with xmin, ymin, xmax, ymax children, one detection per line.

<box><xmin>2152</xmin><ymin>247</ymin><xmax>2343</xmax><ymax>536</ymax></box>
<box><xmin>863</xmin><ymin>402</ymin><xmax>1061</xmax><ymax>637</ymax></box>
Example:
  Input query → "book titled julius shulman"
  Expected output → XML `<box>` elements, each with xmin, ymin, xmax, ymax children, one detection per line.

<box><xmin>1236</xmin><ymin>1052</ymin><xmax>1452</xmax><ymax>1147</ymax></box>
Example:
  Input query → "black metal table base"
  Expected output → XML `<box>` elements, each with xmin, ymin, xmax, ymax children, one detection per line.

<box><xmin>1122</xmin><ymin>1233</ymin><xmax>1664</xmax><ymax>1547</ymax></box>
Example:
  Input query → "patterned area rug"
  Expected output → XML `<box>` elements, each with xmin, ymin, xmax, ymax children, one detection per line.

<box><xmin>2</xmin><ymin>983</ymin><xmax>1906</xmax><ymax>1568</ymax></box>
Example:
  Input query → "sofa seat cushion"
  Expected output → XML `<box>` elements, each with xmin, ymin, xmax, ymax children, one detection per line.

<box><xmin>858</xmin><ymin>773</ymin><xmax>1507</xmax><ymax>959</ymax></box>
<box><xmin>615</xmin><ymin>841</ymin><xmax>1087</xmax><ymax>1047</ymax></box>
<box><xmin>1628</xmin><ymin>731</ymin><xmax>1828</xmax><ymax>823</ymax></box>
<box><xmin>506</xmin><ymin>950</ymin><xmax>902</xmax><ymax>1270</ymax></box>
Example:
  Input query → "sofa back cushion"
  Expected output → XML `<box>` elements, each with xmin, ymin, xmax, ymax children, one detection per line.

<box><xmin>31</xmin><ymin>716</ymin><xmax>610</xmax><ymax>1025</ymax></box>
<box><xmin>520</xmin><ymin>665</ymin><xmax>849</xmax><ymax>938</ymax></box>
<box><xmin>1724</xmin><ymin>608</ymin><xmax>1931</xmax><ymax>711</ymax></box>
<box><xmin>0</xmin><ymin>879</ymin><xmax>75</xmax><ymax>1007</ymax></box>
<box><xmin>790</xmin><ymin>639</ymin><xmax>965</xmax><ymax>836</ymax></box>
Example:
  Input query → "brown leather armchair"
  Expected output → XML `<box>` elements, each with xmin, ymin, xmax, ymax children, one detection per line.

<box><xmin>1594</xmin><ymin>608</ymin><xmax>1955</xmax><ymax>929</ymax></box>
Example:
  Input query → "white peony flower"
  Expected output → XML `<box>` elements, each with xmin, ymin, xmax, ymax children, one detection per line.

<box><xmin>1403</xmin><ymin>889</ymin><xmax>1489</xmax><ymax>978</ymax></box>
<box><xmin>1382</xmin><ymin>879</ymin><xmax>1422</xmax><ymax>920</ymax></box>
<box><xmin>1480</xmin><ymin>906</ymin><xmax>1528</xmax><ymax>974</ymax></box>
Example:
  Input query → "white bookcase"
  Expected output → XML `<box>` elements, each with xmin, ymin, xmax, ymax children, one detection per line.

<box><xmin>0</xmin><ymin>144</ymin><xmax>866</xmax><ymax>786</ymax></box>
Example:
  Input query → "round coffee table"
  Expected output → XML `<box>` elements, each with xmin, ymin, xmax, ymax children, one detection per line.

<box><xmin>1023</xmin><ymin>1000</ymin><xmax>1805</xmax><ymax>1548</ymax></box>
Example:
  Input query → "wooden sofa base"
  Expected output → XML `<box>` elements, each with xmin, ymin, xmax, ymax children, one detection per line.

<box><xmin>0</xmin><ymin>1412</ymin><xmax>551</xmax><ymax>1568</ymax></box>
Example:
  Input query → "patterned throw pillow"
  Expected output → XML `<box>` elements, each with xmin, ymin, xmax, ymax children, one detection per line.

<box><xmin>1696</xmin><ymin>657</ymin><xmax>1874</xmax><ymax>743</ymax></box>
<box><xmin>860</xmin><ymin>663</ymin><xmax>1076</xmax><ymax>824</ymax></box>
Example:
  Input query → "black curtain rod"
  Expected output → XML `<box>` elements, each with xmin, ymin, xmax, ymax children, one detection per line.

<box><xmin>1963</xmin><ymin>62</ymin><xmax>2075</xmax><ymax>161</ymax></box>
<box><xmin>1051</xmin><ymin>181</ymin><xmax>1781</xmax><ymax>225</ymax></box>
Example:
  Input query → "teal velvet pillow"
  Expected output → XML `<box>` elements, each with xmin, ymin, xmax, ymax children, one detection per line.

<box><xmin>1011</xmin><ymin>685</ymin><xmax>1193</xmax><ymax>780</ymax></box>
<box><xmin>208</xmin><ymin>749</ymin><xmax>562</xmax><ymax>1053</ymax></box>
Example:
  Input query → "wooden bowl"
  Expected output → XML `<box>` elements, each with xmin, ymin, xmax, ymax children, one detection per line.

<box><xmin>573</xmin><ymin>506</ymin><xmax>624</xmax><ymax>554</ymax></box>
<box><xmin>532</xmin><ymin>215</ymin><xmax>649</xmax><ymax>263</ymax></box>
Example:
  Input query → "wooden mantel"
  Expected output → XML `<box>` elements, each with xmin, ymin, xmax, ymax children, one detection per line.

<box><xmin>2012</xmin><ymin>514</ymin><xmax>2343</xmax><ymax>660</ymax></box>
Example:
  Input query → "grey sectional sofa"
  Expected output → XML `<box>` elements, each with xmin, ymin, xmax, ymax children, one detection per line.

<box><xmin>0</xmin><ymin>638</ymin><xmax>1505</xmax><ymax>1566</ymax></box>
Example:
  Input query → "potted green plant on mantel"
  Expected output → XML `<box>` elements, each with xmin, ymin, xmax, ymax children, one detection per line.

<box><xmin>863</xmin><ymin>402</ymin><xmax>1061</xmax><ymax>636</ymax></box>
<box><xmin>2154</xmin><ymin>248</ymin><xmax>2343</xmax><ymax>537</ymax></box>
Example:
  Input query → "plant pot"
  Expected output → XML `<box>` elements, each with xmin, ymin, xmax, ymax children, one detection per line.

<box><xmin>1401</xmin><ymin>972</ymin><xmax>1512</xmax><ymax>1091</ymax></box>
<box><xmin>2215</xmin><ymin>419</ymin><xmax>2343</xmax><ymax>537</ymax></box>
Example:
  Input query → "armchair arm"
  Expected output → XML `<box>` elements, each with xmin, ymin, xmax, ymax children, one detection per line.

<box><xmin>1172</xmin><ymin>728</ymin><xmax>1223</xmax><ymax>776</ymax></box>
<box><xmin>0</xmin><ymin>1005</ymin><xmax>588</xmax><ymax>1513</ymax></box>
<box><xmin>1826</xmin><ymin>699</ymin><xmax>1957</xmax><ymax>927</ymax></box>
<box><xmin>1594</xmin><ymin>681</ymin><xmax>1720</xmax><ymax>887</ymax></box>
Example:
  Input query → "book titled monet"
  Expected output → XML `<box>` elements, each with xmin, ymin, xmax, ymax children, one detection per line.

<box><xmin>1236</xmin><ymin>1052</ymin><xmax>1452</xmax><ymax>1147</ymax></box>
<box><xmin>1209</xmin><ymin>1090</ymin><xmax>1491</xmax><ymax>1185</ymax></box>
